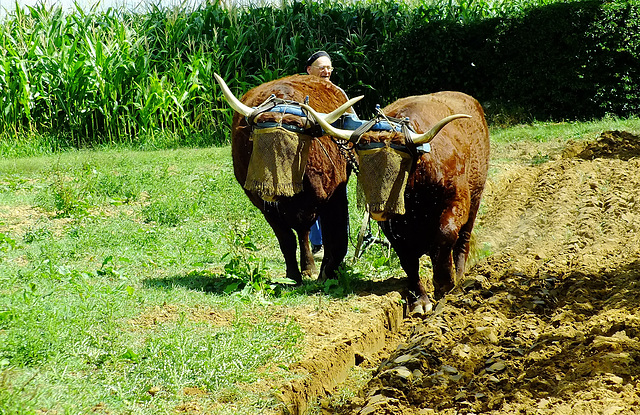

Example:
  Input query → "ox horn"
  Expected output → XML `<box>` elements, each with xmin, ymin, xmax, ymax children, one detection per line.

<box><xmin>299</xmin><ymin>102</ymin><xmax>354</xmax><ymax>141</ymax></box>
<box><xmin>322</xmin><ymin>95</ymin><xmax>364</xmax><ymax>124</ymax></box>
<box><xmin>213</xmin><ymin>73</ymin><xmax>254</xmax><ymax>117</ymax></box>
<box><xmin>302</xmin><ymin>103</ymin><xmax>472</xmax><ymax>144</ymax></box>
<box><xmin>409</xmin><ymin>114</ymin><xmax>472</xmax><ymax>144</ymax></box>
<box><xmin>215</xmin><ymin>72</ymin><xmax>363</xmax><ymax>124</ymax></box>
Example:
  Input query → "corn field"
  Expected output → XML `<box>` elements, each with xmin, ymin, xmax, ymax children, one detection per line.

<box><xmin>1</xmin><ymin>2</ymin><xmax>234</xmax><ymax>149</ymax></box>
<box><xmin>0</xmin><ymin>0</ymin><xmax>589</xmax><ymax>152</ymax></box>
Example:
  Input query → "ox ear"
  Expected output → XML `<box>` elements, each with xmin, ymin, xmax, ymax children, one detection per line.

<box><xmin>300</xmin><ymin>102</ymin><xmax>354</xmax><ymax>141</ymax></box>
<box><xmin>213</xmin><ymin>73</ymin><xmax>254</xmax><ymax>117</ymax></box>
<box><xmin>410</xmin><ymin>114</ymin><xmax>472</xmax><ymax>144</ymax></box>
<box><xmin>322</xmin><ymin>95</ymin><xmax>364</xmax><ymax>124</ymax></box>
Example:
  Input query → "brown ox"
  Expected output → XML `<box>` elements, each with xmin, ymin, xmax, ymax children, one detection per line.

<box><xmin>303</xmin><ymin>92</ymin><xmax>490</xmax><ymax>312</ymax></box>
<box><xmin>214</xmin><ymin>74</ymin><xmax>361</xmax><ymax>283</ymax></box>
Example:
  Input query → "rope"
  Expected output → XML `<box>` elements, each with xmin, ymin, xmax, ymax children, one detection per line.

<box><xmin>331</xmin><ymin>137</ymin><xmax>359</xmax><ymax>175</ymax></box>
<box><xmin>313</xmin><ymin>137</ymin><xmax>337</xmax><ymax>170</ymax></box>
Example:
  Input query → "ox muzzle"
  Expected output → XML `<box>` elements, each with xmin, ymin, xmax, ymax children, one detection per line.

<box><xmin>357</xmin><ymin>141</ymin><xmax>413</xmax><ymax>221</ymax></box>
<box><xmin>243</xmin><ymin>96</ymin><xmax>319</xmax><ymax>201</ymax></box>
<box><xmin>244</xmin><ymin>124</ymin><xmax>313</xmax><ymax>201</ymax></box>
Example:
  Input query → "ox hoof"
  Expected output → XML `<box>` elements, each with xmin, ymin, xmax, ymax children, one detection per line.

<box><xmin>317</xmin><ymin>273</ymin><xmax>330</xmax><ymax>283</ymax></box>
<box><xmin>317</xmin><ymin>268</ymin><xmax>335</xmax><ymax>283</ymax></box>
<box><xmin>287</xmin><ymin>273</ymin><xmax>303</xmax><ymax>286</ymax></box>
<box><xmin>409</xmin><ymin>298</ymin><xmax>433</xmax><ymax>316</ymax></box>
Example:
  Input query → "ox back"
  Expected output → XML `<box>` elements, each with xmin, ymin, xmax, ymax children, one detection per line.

<box><xmin>231</xmin><ymin>75</ymin><xmax>352</xmax><ymax>283</ymax></box>
<box><xmin>375</xmin><ymin>92</ymin><xmax>490</xmax><ymax>312</ymax></box>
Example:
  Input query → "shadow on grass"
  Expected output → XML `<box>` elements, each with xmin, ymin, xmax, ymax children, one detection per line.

<box><xmin>143</xmin><ymin>269</ymin><xmax>241</xmax><ymax>294</ymax></box>
<box><xmin>142</xmin><ymin>267</ymin><xmax>409</xmax><ymax>300</ymax></box>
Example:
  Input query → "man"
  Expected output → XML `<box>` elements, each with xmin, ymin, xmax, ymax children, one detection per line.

<box><xmin>305</xmin><ymin>51</ymin><xmax>362</xmax><ymax>257</ymax></box>
<box><xmin>304</xmin><ymin>51</ymin><xmax>341</xmax><ymax>256</ymax></box>
<box><xmin>305</xmin><ymin>50</ymin><xmax>333</xmax><ymax>80</ymax></box>
<box><xmin>304</xmin><ymin>51</ymin><xmax>373</xmax><ymax>260</ymax></box>
<box><xmin>305</xmin><ymin>51</ymin><xmax>350</xmax><ymax>102</ymax></box>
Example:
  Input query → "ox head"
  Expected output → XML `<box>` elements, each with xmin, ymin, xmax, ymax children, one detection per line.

<box><xmin>300</xmin><ymin>102</ymin><xmax>471</xmax><ymax>221</ymax></box>
<box><xmin>214</xmin><ymin>73</ymin><xmax>362</xmax><ymax>201</ymax></box>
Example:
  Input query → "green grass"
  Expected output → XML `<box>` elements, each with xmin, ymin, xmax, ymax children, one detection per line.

<box><xmin>490</xmin><ymin>115</ymin><xmax>640</xmax><ymax>145</ymax></box>
<box><xmin>2</xmin><ymin>115</ymin><xmax>637</xmax><ymax>413</ymax></box>
<box><xmin>0</xmin><ymin>147</ymin><xmax>278</xmax><ymax>413</ymax></box>
<box><xmin>0</xmin><ymin>142</ymin><xmax>401</xmax><ymax>414</ymax></box>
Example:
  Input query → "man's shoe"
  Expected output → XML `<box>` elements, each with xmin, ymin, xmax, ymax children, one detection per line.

<box><xmin>312</xmin><ymin>244</ymin><xmax>324</xmax><ymax>259</ymax></box>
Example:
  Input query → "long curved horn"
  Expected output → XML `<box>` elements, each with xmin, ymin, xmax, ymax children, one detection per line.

<box><xmin>299</xmin><ymin>102</ymin><xmax>354</xmax><ymax>141</ymax></box>
<box><xmin>409</xmin><ymin>114</ymin><xmax>472</xmax><ymax>144</ymax></box>
<box><xmin>322</xmin><ymin>95</ymin><xmax>364</xmax><ymax>124</ymax></box>
<box><xmin>213</xmin><ymin>73</ymin><xmax>253</xmax><ymax>117</ymax></box>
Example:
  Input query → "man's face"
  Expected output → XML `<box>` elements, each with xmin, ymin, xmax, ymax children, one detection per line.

<box><xmin>306</xmin><ymin>56</ymin><xmax>333</xmax><ymax>80</ymax></box>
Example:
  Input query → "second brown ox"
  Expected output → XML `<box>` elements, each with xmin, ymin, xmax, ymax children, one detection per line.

<box><xmin>304</xmin><ymin>92</ymin><xmax>490</xmax><ymax>312</ymax></box>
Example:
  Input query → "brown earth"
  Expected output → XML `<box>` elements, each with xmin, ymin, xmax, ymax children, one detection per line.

<box><xmin>312</xmin><ymin>130</ymin><xmax>640</xmax><ymax>414</ymax></box>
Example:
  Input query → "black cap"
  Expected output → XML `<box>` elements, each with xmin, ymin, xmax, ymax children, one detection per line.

<box><xmin>305</xmin><ymin>51</ymin><xmax>330</xmax><ymax>69</ymax></box>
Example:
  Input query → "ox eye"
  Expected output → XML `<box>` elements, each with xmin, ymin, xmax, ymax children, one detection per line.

<box><xmin>389</xmin><ymin>143</ymin><xmax>412</xmax><ymax>154</ymax></box>
<box><xmin>356</xmin><ymin>142</ymin><xmax>385</xmax><ymax>151</ymax></box>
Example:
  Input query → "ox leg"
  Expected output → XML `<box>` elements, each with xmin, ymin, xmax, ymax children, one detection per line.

<box><xmin>434</xmin><ymin>199</ymin><xmax>468</xmax><ymax>295</ymax></box>
<box><xmin>453</xmin><ymin>198</ymin><xmax>481</xmax><ymax>285</ymax></box>
<box><xmin>317</xmin><ymin>184</ymin><xmax>349</xmax><ymax>281</ymax></box>
<box><xmin>397</xmin><ymin>252</ymin><xmax>432</xmax><ymax>314</ymax></box>
<box><xmin>431</xmin><ymin>246</ymin><xmax>455</xmax><ymax>299</ymax></box>
<box><xmin>382</xmin><ymin>219</ymin><xmax>431</xmax><ymax>313</ymax></box>
<box><xmin>297</xmin><ymin>228</ymin><xmax>317</xmax><ymax>276</ymax></box>
<box><xmin>453</xmin><ymin>226</ymin><xmax>472</xmax><ymax>286</ymax></box>
<box><xmin>263</xmin><ymin>216</ymin><xmax>304</xmax><ymax>284</ymax></box>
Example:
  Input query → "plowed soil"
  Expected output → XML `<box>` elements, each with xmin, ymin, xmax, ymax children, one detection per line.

<box><xmin>319</xmin><ymin>130</ymin><xmax>640</xmax><ymax>414</ymax></box>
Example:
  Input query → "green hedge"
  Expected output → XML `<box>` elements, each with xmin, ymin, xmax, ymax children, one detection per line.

<box><xmin>0</xmin><ymin>0</ymin><xmax>638</xmax><ymax>149</ymax></box>
<box><xmin>380</xmin><ymin>0</ymin><xmax>640</xmax><ymax>122</ymax></box>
